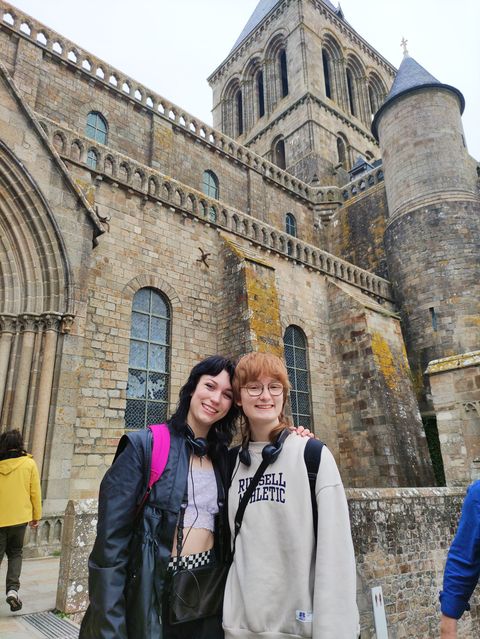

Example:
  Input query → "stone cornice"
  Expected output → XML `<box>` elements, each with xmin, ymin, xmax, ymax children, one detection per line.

<box><xmin>426</xmin><ymin>351</ymin><xmax>480</xmax><ymax>375</ymax></box>
<box><xmin>39</xmin><ymin>118</ymin><xmax>393</xmax><ymax>303</ymax></box>
<box><xmin>385</xmin><ymin>191</ymin><xmax>479</xmax><ymax>230</ymax></box>
<box><xmin>244</xmin><ymin>91</ymin><xmax>378</xmax><ymax>146</ymax></box>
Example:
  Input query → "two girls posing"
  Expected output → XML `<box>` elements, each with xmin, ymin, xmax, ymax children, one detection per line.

<box><xmin>81</xmin><ymin>352</ymin><xmax>358</xmax><ymax>639</ymax></box>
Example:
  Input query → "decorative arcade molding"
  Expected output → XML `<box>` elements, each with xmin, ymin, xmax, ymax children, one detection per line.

<box><xmin>38</xmin><ymin>117</ymin><xmax>393</xmax><ymax>304</ymax></box>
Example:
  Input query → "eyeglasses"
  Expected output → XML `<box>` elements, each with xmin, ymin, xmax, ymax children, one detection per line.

<box><xmin>241</xmin><ymin>383</ymin><xmax>284</xmax><ymax>397</ymax></box>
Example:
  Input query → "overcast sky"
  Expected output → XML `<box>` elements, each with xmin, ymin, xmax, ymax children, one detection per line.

<box><xmin>7</xmin><ymin>0</ymin><xmax>480</xmax><ymax>160</ymax></box>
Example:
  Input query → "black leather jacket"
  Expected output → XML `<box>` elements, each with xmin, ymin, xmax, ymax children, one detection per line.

<box><xmin>79</xmin><ymin>425</ymin><xmax>229</xmax><ymax>639</ymax></box>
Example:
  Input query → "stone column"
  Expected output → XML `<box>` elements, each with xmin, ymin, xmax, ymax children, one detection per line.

<box><xmin>334</xmin><ymin>58</ymin><xmax>349</xmax><ymax>113</ymax></box>
<box><xmin>243</xmin><ymin>77</ymin><xmax>255</xmax><ymax>132</ymax></box>
<box><xmin>0</xmin><ymin>315</ymin><xmax>17</xmax><ymax>418</ymax></box>
<box><xmin>31</xmin><ymin>313</ymin><xmax>61</xmax><ymax>473</ymax></box>
<box><xmin>358</xmin><ymin>76</ymin><xmax>371</xmax><ymax>127</ymax></box>
<box><xmin>10</xmin><ymin>314</ymin><xmax>37</xmax><ymax>432</ymax></box>
<box><xmin>264</xmin><ymin>57</ymin><xmax>278</xmax><ymax>112</ymax></box>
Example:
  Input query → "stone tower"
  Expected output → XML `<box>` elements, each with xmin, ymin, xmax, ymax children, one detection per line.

<box><xmin>208</xmin><ymin>0</ymin><xmax>395</xmax><ymax>185</ymax></box>
<box><xmin>372</xmin><ymin>54</ymin><xmax>480</xmax><ymax>421</ymax></box>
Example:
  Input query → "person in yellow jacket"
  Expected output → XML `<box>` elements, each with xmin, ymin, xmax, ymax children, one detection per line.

<box><xmin>0</xmin><ymin>429</ymin><xmax>42</xmax><ymax>612</ymax></box>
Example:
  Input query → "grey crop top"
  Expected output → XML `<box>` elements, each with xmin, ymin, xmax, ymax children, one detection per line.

<box><xmin>183</xmin><ymin>467</ymin><xmax>219</xmax><ymax>532</ymax></box>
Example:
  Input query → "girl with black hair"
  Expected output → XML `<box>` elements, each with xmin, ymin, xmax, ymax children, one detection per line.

<box><xmin>80</xmin><ymin>355</ymin><xmax>239</xmax><ymax>639</ymax></box>
<box><xmin>0</xmin><ymin>428</ymin><xmax>42</xmax><ymax>612</ymax></box>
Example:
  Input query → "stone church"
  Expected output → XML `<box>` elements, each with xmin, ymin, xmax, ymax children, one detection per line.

<box><xmin>0</xmin><ymin>0</ymin><xmax>479</xmax><ymax>634</ymax></box>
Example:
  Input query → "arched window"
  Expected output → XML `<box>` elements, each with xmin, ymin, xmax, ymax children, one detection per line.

<box><xmin>367</xmin><ymin>73</ymin><xmax>386</xmax><ymax>118</ymax></box>
<box><xmin>126</xmin><ymin>288</ymin><xmax>171</xmax><ymax>429</ymax></box>
<box><xmin>284</xmin><ymin>326</ymin><xmax>312</xmax><ymax>428</ymax></box>
<box><xmin>86</xmin><ymin>111</ymin><xmax>108</xmax><ymax>144</ymax></box>
<box><xmin>321</xmin><ymin>35</ymin><xmax>342</xmax><ymax>104</ymax></box>
<box><xmin>273</xmin><ymin>137</ymin><xmax>286</xmax><ymax>169</ymax></box>
<box><xmin>279</xmin><ymin>49</ymin><xmax>289</xmax><ymax>97</ymax></box>
<box><xmin>235</xmin><ymin>89</ymin><xmax>244</xmax><ymax>136</ymax></box>
<box><xmin>346</xmin><ymin>68</ymin><xmax>356</xmax><ymax>116</ymax></box>
<box><xmin>202</xmin><ymin>170</ymin><xmax>219</xmax><ymax>199</ymax></box>
<box><xmin>322</xmin><ymin>50</ymin><xmax>332</xmax><ymax>99</ymax></box>
<box><xmin>87</xmin><ymin>149</ymin><xmax>98</xmax><ymax>170</ymax></box>
<box><xmin>285</xmin><ymin>213</ymin><xmax>297</xmax><ymax>237</ymax></box>
<box><xmin>257</xmin><ymin>70</ymin><xmax>265</xmax><ymax>118</ymax></box>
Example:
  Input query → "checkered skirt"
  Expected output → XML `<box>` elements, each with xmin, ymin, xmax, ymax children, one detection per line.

<box><xmin>167</xmin><ymin>549</ymin><xmax>213</xmax><ymax>572</ymax></box>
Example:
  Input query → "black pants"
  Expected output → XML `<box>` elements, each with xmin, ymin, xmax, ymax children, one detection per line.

<box><xmin>0</xmin><ymin>523</ymin><xmax>27</xmax><ymax>593</ymax></box>
<box><xmin>161</xmin><ymin>575</ymin><xmax>224</xmax><ymax>639</ymax></box>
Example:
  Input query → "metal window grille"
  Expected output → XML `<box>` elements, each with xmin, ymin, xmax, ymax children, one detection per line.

<box><xmin>284</xmin><ymin>325</ymin><xmax>312</xmax><ymax>429</ymax></box>
<box><xmin>126</xmin><ymin>288</ymin><xmax>170</xmax><ymax>429</ymax></box>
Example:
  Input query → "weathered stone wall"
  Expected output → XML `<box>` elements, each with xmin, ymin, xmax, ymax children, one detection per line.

<box><xmin>327</xmin><ymin>281</ymin><xmax>435</xmax><ymax>487</ymax></box>
<box><xmin>377</xmin><ymin>81</ymin><xmax>480</xmax><ymax>415</ymax></box>
<box><xmin>427</xmin><ymin>353</ymin><xmax>480</xmax><ymax>487</ymax></box>
<box><xmin>350</xmin><ymin>487</ymin><xmax>480</xmax><ymax>639</ymax></box>
<box><xmin>384</xmin><ymin>201</ymin><xmax>480</xmax><ymax>411</ymax></box>
<box><xmin>0</xmin><ymin>16</ymin><xmax>320</xmax><ymax>247</ymax></box>
<box><xmin>0</xmin><ymin>61</ymin><xmax>102</xmax><ymax>513</ymax></box>
<box><xmin>376</xmin><ymin>89</ymin><xmax>475</xmax><ymax>220</ymax></box>
<box><xmin>58</xmin><ymin>489</ymin><xmax>480</xmax><ymax>638</ymax></box>
<box><xmin>328</xmin><ymin>183</ymin><xmax>389</xmax><ymax>279</ymax></box>
<box><xmin>218</xmin><ymin>237</ymin><xmax>284</xmax><ymax>359</ymax></box>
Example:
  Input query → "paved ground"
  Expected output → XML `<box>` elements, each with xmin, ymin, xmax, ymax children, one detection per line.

<box><xmin>0</xmin><ymin>555</ymin><xmax>79</xmax><ymax>638</ymax></box>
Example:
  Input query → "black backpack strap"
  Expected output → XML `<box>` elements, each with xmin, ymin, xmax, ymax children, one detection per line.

<box><xmin>232</xmin><ymin>456</ymin><xmax>270</xmax><ymax>556</ymax></box>
<box><xmin>304</xmin><ymin>438</ymin><xmax>324</xmax><ymax>540</ymax></box>
<box><xmin>227</xmin><ymin>445</ymin><xmax>240</xmax><ymax>484</ymax></box>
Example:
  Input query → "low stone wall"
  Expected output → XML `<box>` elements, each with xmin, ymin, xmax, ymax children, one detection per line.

<box><xmin>57</xmin><ymin>489</ymin><xmax>480</xmax><ymax>637</ymax></box>
<box><xmin>23</xmin><ymin>513</ymin><xmax>63</xmax><ymax>558</ymax></box>
<box><xmin>349</xmin><ymin>487</ymin><xmax>480</xmax><ymax>638</ymax></box>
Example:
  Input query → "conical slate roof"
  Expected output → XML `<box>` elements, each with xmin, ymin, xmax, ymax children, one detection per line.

<box><xmin>388</xmin><ymin>56</ymin><xmax>441</xmax><ymax>101</ymax></box>
<box><xmin>231</xmin><ymin>0</ymin><xmax>341</xmax><ymax>52</ymax></box>
<box><xmin>372</xmin><ymin>55</ymin><xmax>465</xmax><ymax>139</ymax></box>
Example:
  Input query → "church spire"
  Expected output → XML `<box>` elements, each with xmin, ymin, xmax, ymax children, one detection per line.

<box><xmin>231</xmin><ymin>0</ymin><xmax>344</xmax><ymax>53</ymax></box>
<box><xmin>372</xmin><ymin>55</ymin><xmax>465</xmax><ymax>139</ymax></box>
<box><xmin>231</xmin><ymin>0</ymin><xmax>281</xmax><ymax>52</ymax></box>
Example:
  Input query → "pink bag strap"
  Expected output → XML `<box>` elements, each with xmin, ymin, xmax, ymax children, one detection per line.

<box><xmin>147</xmin><ymin>423</ymin><xmax>170</xmax><ymax>488</ymax></box>
<box><xmin>135</xmin><ymin>423</ymin><xmax>170</xmax><ymax>518</ymax></box>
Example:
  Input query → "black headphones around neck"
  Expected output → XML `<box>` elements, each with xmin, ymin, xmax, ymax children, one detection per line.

<box><xmin>185</xmin><ymin>425</ymin><xmax>208</xmax><ymax>458</ymax></box>
<box><xmin>239</xmin><ymin>428</ymin><xmax>289</xmax><ymax>467</ymax></box>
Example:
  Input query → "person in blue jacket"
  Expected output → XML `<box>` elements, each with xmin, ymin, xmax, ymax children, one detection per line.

<box><xmin>440</xmin><ymin>480</ymin><xmax>480</xmax><ymax>638</ymax></box>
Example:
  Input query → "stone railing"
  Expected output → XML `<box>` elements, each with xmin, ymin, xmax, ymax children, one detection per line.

<box><xmin>341</xmin><ymin>166</ymin><xmax>385</xmax><ymax>202</ymax></box>
<box><xmin>24</xmin><ymin>513</ymin><xmax>63</xmax><ymax>558</ymax></box>
<box><xmin>58</xmin><ymin>489</ymin><xmax>480</xmax><ymax>638</ymax></box>
<box><xmin>38</xmin><ymin>117</ymin><xmax>393</xmax><ymax>303</ymax></box>
<box><xmin>0</xmin><ymin>1</ymin><xmax>342</xmax><ymax>205</ymax></box>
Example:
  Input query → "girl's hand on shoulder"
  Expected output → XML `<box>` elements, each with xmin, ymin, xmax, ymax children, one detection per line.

<box><xmin>289</xmin><ymin>425</ymin><xmax>315</xmax><ymax>438</ymax></box>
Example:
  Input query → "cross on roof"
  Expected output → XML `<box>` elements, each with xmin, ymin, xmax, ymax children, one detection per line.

<box><xmin>401</xmin><ymin>37</ymin><xmax>409</xmax><ymax>57</ymax></box>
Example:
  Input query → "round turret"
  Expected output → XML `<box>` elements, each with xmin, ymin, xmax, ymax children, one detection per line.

<box><xmin>373</xmin><ymin>55</ymin><xmax>480</xmax><ymax>412</ymax></box>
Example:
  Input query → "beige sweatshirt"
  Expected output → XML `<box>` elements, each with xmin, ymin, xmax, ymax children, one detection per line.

<box><xmin>223</xmin><ymin>434</ymin><xmax>359</xmax><ymax>638</ymax></box>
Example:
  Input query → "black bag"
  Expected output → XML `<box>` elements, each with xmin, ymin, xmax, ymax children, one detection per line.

<box><xmin>168</xmin><ymin>462</ymin><xmax>230</xmax><ymax>625</ymax></box>
<box><xmin>168</xmin><ymin>446</ymin><xmax>279</xmax><ymax>625</ymax></box>
<box><xmin>168</xmin><ymin>560</ymin><xmax>229</xmax><ymax>624</ymax></box>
